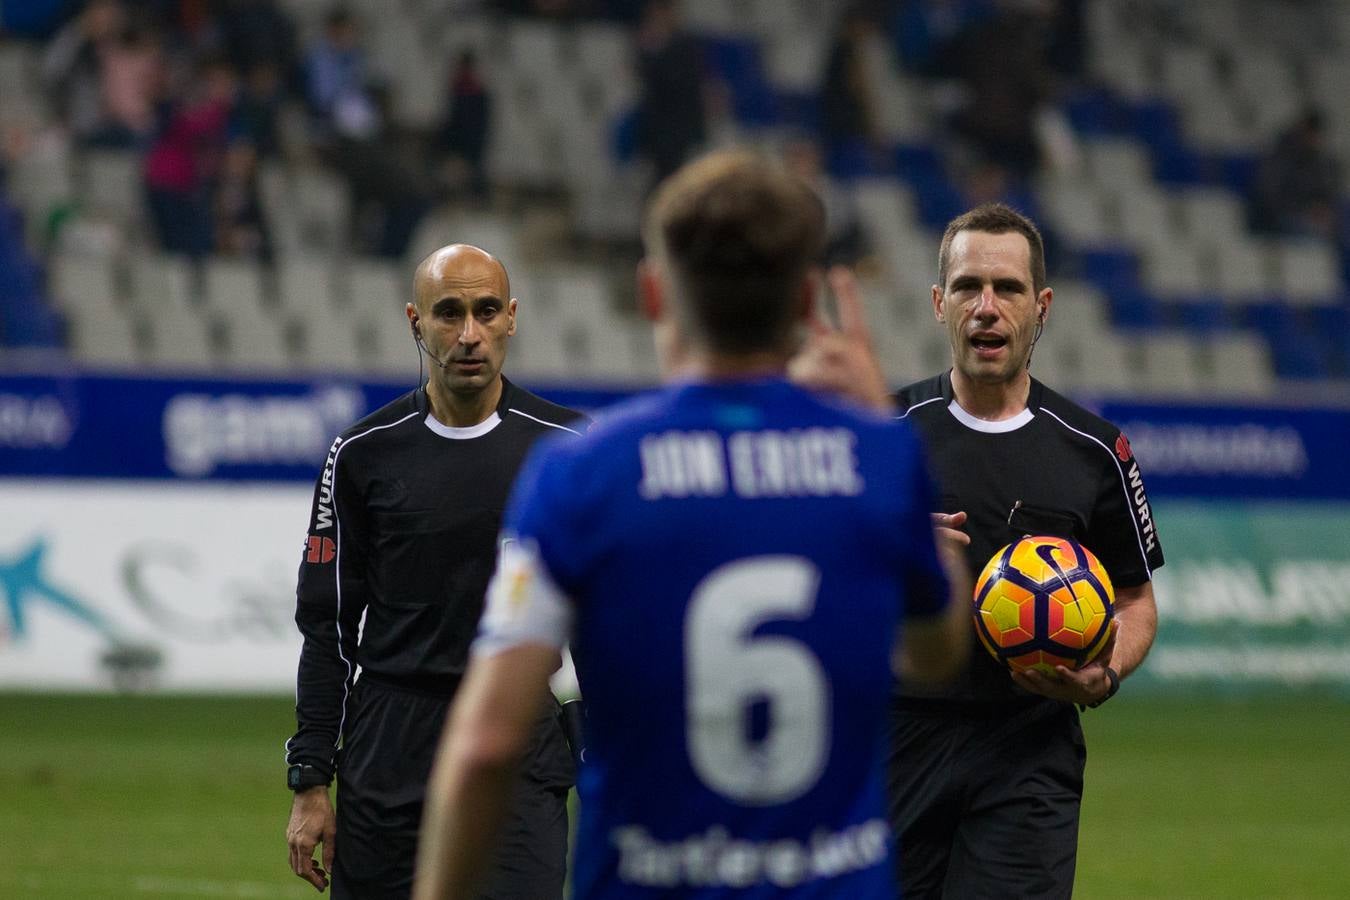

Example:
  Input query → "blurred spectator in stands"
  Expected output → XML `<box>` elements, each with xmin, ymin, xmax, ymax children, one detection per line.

<box><xmin>437</xmin><ymin>51</ymin><xmax>492</xmax><ymax>204</ymax></box>
<box><xmin>1251</xmin><ymin>109</ymin><xmax>1343</xmax><ymax>242</ymax></box>
<box><xmin>782</xmin><ymin>135</ymin><xmax>865</xmax><ymax>266</ymax></box>
<box><xmin>891</xmin><ymin>0</ymin><xmax>995</xmax><ymax>77</ymax></box>
<box><xmin>820</xmin><ymin>7</ymin><xmax>882</xmax><ymax>179</ymax></box>
<box><xmin>948</xmin><ymin>2</ymin><xmax>1053</xmax><ymax>180</ymax></box>
<box><xmin>634</xmin><ymin>0</ymin><xmax>707</xmax><ymax>181</ymax></box>
<box><xmin>231</xmin><ymin>62</ymin><xmax>286</xmax><ymax>158</ymax></box>
<box><xmin>217</xmin><ymin>0</ymin><xmax>298</xmax><ymax>78</ymax></box>
<box><xmin>215</xmin><ymin>139</ymin><xmax>271</xmax><ymax>259</ymax></box>
<box><xmin>144</xmin><ymin>57</ymin><xmax>237</xmax><ymax>258</ymax></box>
<box><xmin>87</xmin><ymin>22</ymin><xmax>165</xmax><ymax>148</ymax></box>
<box><xmin>305</xmin><ymin>7</ymin><xmax>380</xmax><ymax>141</ymax></box>
<box><xmin>42</xmin><ymin>0</ymin><xmax>126</xmax><ymax>144</ymax></box>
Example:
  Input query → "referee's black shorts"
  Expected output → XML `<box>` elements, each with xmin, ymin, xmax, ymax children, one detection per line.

<box><xmin>332</xmin><ymin>675</ymin><xmax>573</xmax><ymax>900</ymax></box>
<box><xmin>886</xmin><ymin>698</ymin><xmax>1086</xmax><ymax>900</ymax></box>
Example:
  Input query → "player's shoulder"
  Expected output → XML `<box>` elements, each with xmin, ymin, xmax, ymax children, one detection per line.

<box><xmin>893</xmin><ymin>372</ymin><xmax>948</xmax><ymax>421</ymax></box>
<box><xmin>1031</xmin><ymin>378</ymin><xmax>1127</xmax><ymax>449</ymax></box>
<box><xmin>336</xmin><ymin>390</ymin><xmax>422</xmax><ymax>443</ymax></box>
<box><xmin>500</xmin><ymin>378</ymin><xmax>591</xmax><ymax>436</ymax></box>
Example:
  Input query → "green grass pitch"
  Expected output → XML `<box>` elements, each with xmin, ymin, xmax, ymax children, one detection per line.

<box><xmin>2</xmin><ymin>692</ymin><xmax>1347</xmax><ymax>898</ymax></box>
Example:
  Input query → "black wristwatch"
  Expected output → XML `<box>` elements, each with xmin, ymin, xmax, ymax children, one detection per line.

<box><xmin>1084</xmin><ymin>666</ymin><xmax>1120</xmax><ymax>710</ymax></box>
<box><xmin>287</xmin><ymin>764</ymin><xmax>331</xmax><ymax>791</ymax></box>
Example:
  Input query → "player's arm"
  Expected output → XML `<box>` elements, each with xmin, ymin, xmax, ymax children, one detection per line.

<box><xmin>892</xmin><ymin>452</ymin><xmax>972</xmax><ymax>684</ymax></box>
<box><xmin>414</xmin><ymin>643</ymin><xmax>560</xmax><ymax>900</ymax></box>
<box><xmin>285</xmin><ymin>446</ymin><xmax>370</xmax><ymax>891</ymax></box>
<box><xmin>895</xmin><ymin>527</ymin><xmax>972</xmax><ymax>685</ymax></box>
<box><xmin>414</xmin><ymin>535</ymin><xmax>575</xmax><ymax>900</ymax></box>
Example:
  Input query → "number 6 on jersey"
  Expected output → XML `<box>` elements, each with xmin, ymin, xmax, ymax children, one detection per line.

<box><xmin>684</xmin><ymin>556</ymin><xmax>830</xmax><ymax>805</ymax></box>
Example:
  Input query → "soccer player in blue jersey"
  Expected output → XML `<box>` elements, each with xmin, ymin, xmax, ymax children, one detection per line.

<box><xmin>412</xmin><ymin>149</ymin><xmax>970</xmax><ymax>900</ymax></box>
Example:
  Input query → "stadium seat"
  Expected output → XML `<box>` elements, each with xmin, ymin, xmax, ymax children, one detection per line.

<box><xmin>1136</xmin><ymin>331</ymin><xmax>1204</xmax><ymax>398</ymax></box>
<box><xmin>277</xmin><ymin>257</ymin><xmax>338</xmax><ymax>314</ymax></box>
<box><xmin>67</xmin><ymin>303</ymin><xmax>141</xmax><ymax>368</ymax></box>
<box><xmin>212</xmin><ymin>303</ymin><xmax>290</xmax><ymax>372</ymax></box>
<box><xmin>1271</xmin><ymin>240</ymin><xmax>1343</xmax><ymax>306</ymax></box>
<box><xmin>49</xmin><ymin>255</ymin><xmax>119</xmax><ymax>314</ymax></box>
<box><xmin>1195</xmin><ymin>333</ymin><xmax>1277</xmax><ymax>398</ymax></box>
<box><xmin>78</xmin><ymin>150</ymin><xmax>144</xmax><ymax>228</ymax></box>
<box><xmin>1039</xmin><ymin>177</ymin><xmax>1113</xmax><ymax>246</ymax></box>
<box><xmin>203</xmin><ymin>258</ymin><xmax>269</xmax><ymax>312</ymax></box>
<box><xmin>129</xmin><ymin>254</ymin><xmax>197</xmax><ymax>310</ymax></box>
<box><xmin>1140</xmin><ymin>239</ymin><xmax>1211</xmax><ymax>298</ymax></box>
<box><xmin>1210</xmin><ymin>235</ymin><xmax>1273</xmax><ymax>303</ymax></box>
<box><xmin>143</xmin><ymin>302</ymin><xmax>215</xmax><ymax>371</ymax></box>
<box><xmin>292</xmin><ymin>311</ymin><xmax>365</xmax><ymax>374</ymax></box>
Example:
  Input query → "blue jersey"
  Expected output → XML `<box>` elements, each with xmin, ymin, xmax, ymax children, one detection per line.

<box><xmin>476</xmin><ymin>379</ymin><xmax>949</xmax><ymax>899</ymax></box>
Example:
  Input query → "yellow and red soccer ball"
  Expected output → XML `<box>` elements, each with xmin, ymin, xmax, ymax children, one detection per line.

<box><xmin>972</xmin><ymin>536</ymin><xmax>1115</xmax><ymax>675</ymax></box>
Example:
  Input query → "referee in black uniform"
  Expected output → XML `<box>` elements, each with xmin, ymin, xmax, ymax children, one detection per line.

<box><xmin>284</xmin><ymin>244</ymin><xmax>587</xmax><ymax>898</ymax></box>
<box><xmin>791</xmin><ymin>204</ymin><xmax>1162</xmax><ymax>899</ymax></box>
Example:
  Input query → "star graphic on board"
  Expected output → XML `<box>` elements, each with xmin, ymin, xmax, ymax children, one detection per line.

<box><xmin>0</xmin><ymin>537</ymin><xmax>114</xmax><ymax>642</ymax></box>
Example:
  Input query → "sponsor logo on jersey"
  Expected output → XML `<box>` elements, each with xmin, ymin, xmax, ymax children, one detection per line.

<box><xmin>1127</xmin><ymin>461</ymin><xmax>1157</xmax><ymax>554</ymax></box>
<box><xmin>314</xmin><ymin>435</ymin><xmax>343</xmax><ymax>531</ymax></box>
<box><xmin>1115</xmin><ymin>432</ymin><xmax>1132</xmax><ymax>462</ymax></box>
<box><xmin>611</xmin><ymin>819</ymin><xmax>890</xmax><ymax>889</ymax></box>
<box><xmin>305</xmin><ymin>535</ymin><xmax>336</xmax><ymax>564</ymax></box>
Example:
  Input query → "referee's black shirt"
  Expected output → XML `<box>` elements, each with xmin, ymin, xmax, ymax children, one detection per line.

<box><xmin>286</xmin><ymin>377</ymin><xmax>588</xmax><ymax>777</ymax></box>
<box><xmin>895</xmin><ymin>371</ymin><xmax>1165</xmax><ymax>706</ymax></box>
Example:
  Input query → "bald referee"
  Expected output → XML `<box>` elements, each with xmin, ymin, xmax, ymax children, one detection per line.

<box><xmin>284</xmin><ymin>245</ymin><xmax>587</xmax><ymax>898</ymax></box>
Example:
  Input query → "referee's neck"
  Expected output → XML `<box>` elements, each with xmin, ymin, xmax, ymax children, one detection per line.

<box><xmin>426</xmin><ymin>376</ymin><xmax>504</xmax><ymax>428</ymax></box>
<box><xmin>949</xmin><ymin>367</ymin><xmax>1032</xmax><ymax>422</ymax></box>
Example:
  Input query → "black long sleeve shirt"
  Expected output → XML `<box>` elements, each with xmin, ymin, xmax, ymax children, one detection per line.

<box><xmin>285</xmin><ymin>378</ymin><xmax>588</xmax><ymax>777</ymax></box>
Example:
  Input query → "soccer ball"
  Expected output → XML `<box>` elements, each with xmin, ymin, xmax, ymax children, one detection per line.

<box><xmin>972</xmin><ymin>536</ymin><xmax>1114</xmax><ymax>675</ymax></box>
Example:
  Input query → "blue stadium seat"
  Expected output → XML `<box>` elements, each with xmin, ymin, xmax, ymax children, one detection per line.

<box><xmin>1106</xmin><ymin>286</ymin><xmax>1164</xmax><ymax>330</ymax></box>
<box><xmin>1079</xmin><ymin>248</ymin><xmax>1140</xmax><ymax>294</ymax></box>
<box><xmin>1244</xmin><ymin>302</ymin><xmax>1333</xmax><ymax>379</ymax></box>
<box><xmin>1168</xmin><ymin>295</ymin><xmax>1233</xmax><ymax>333</ymax></box>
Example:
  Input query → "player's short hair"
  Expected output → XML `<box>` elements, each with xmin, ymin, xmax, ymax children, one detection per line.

<box><xmin>938</xmin><ymin>203</ymin><xmax>1047</xmax><ymax>295</ymax></box>
<box><xmin>643</xmin><ymin>150</ymin><xmax>826</xmax><ymax>355</ymax></box>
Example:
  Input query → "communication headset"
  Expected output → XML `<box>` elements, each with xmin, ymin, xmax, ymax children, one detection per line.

<box><xmin>410</xmin><ymin>314</ymin><xmax>452</xmax><ymax>370</ymax></box>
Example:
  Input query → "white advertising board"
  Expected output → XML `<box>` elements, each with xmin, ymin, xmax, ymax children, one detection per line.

<box><xmin>0</xmin><ymin>481</ymin><xmax>312</xmax><ymax>691</ymax></box>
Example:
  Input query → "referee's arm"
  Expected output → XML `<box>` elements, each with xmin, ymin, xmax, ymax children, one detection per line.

<box><xmin>285</xmin><ymin>455</ymin><xmax>371</xmax><ymax>890</ymax></box>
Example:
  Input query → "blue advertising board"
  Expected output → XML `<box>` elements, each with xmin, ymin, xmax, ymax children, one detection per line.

<box><xmin>1</xmin><ymin>371</ymin><xmax>1346</xmax><ymax>499</ymax></box>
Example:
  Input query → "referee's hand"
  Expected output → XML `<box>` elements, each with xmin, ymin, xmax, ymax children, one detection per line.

<box><xmin>287</xmin><ymin>786</ymin><xmax>336</xmax><ymax>892</ymax></box>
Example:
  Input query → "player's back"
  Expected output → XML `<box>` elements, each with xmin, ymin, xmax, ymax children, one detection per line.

<box><xmin>512</xmin><ymin>378</ymin><xmax>946</xmax><ymax>898</ymax></box>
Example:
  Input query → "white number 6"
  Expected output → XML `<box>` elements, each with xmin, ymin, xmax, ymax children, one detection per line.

<box><xmin>684</xmin><ymin>556</ymin><xmax>830</xmax><ymax>805</ymax></box>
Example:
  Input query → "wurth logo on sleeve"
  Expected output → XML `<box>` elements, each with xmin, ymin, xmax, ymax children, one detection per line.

<box><xmin>314</xmin><ymin>436</ymin><xmax>343</xmax><ymax>531</ymax></box>
<box><xmin>305</xmin><ymin>535</ymin><xmax>336</xmax><ymax>564</ymax></box>
<box><xmin>1126</xmin><ymin>462</ymin><xmax>1157</xmax><ymax>554</ymax></box>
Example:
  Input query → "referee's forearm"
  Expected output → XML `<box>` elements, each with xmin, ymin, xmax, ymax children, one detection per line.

<box><xmin>1109</xmin><ymin>583</ymin><xmax>1158</xmax><ymax>680</ymax></box>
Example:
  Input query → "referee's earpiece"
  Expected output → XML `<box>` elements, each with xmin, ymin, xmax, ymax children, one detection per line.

<box><xmin>411</xmin><ymin>316</ymin><xmax>422</xmax><ymax>341</ymax></box>
<box><xmin>1037</xmin><ymin>305</ymin><xmax>1046</xmax><ymax>323</ymax></box>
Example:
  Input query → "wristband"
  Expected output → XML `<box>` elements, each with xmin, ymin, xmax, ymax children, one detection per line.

<box><xmin>287</xmin><ymin>763</ymin><xmax>331</xmax><ymax>791</ymax></box>
<box><xmin>1085</xmin><ymin>666</ymin><xmax>1120</xmax><ymax>709</ymax></box>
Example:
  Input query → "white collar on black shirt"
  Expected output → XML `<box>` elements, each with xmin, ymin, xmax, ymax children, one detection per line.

<box><xmin>423</xmin><ymin>411</ymin><xmax>502</xmax><ymax>439</ymax></box>
<box><xmin>946</xmin><ymin>400</ymin><xmax>1034</xmax><ymax>433</ymax></box>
